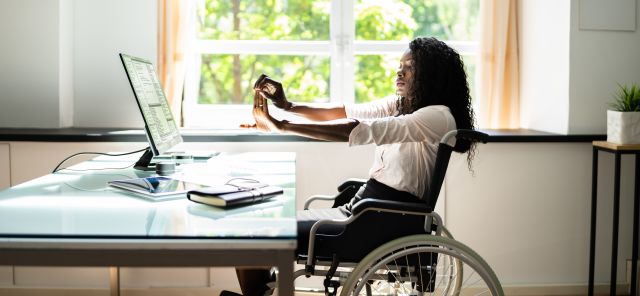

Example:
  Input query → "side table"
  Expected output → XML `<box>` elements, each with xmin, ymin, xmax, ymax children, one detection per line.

<box><xmin>589</xmin><ymin>141</ymin><xmax>640</xmax><ymax>296</ymax></box>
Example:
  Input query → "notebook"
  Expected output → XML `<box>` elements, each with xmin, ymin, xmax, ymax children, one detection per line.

<box><xmin>187</xmin><ymin>184</ymin><xmax>283</xmax><ymax>208</ymax></box>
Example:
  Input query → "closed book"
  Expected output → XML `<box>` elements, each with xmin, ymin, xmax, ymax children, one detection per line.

<box><xmin>187</xmin><ymin>185</ymin><xmax>283</xmax><ymax>208</ymax></box>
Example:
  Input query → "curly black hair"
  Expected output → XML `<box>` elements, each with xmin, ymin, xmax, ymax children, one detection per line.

<box><xmin>397</xmin><ymin>37</ymin><xmax>477</xmax><ymax>168</ymax></box>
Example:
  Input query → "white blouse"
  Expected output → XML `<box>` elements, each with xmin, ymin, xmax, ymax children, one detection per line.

<box><xmin>345</xmin><ymin>96</ymin><xmax>457</xmax><ymax>199</ymax></box>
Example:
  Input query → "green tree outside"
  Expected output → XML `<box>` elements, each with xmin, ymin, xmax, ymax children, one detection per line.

<box><xmin>196</xmin><ymin>0</ymin><xmax>478</xmax><ymax>105</ymax></box>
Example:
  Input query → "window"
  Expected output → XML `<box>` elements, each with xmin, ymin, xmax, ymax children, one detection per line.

<box><xmin>183</xmin><ymin>0</ymin><xmax>479</xmax><ymax>128</ymax></box>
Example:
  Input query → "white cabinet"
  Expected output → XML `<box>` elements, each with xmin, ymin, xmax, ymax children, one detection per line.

<box><xmin>8</xmin><ymin>141</ymin><xmax>145</xmax><ymax>186</ymax></box>
<box><xmin>0</xmin><ymin>143</ymin><xmax>13</xmax><ymax>286</ymax></box>
<box><xmin>0</xmin><ymin>143</ymin><xmax>9</xmax><ymax>190</ymax></box>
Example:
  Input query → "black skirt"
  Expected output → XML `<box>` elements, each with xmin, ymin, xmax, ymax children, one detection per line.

<box><xmin>296</xmin><ymin>178</ymin><xmax>423</xmax><ymax>256</ymax></box>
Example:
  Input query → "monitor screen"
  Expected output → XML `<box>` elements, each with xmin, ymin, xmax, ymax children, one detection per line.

<box><xmin>119</xmin><ymin>53</ymin><xmax>183</xmax><ymax>156</ymax></box>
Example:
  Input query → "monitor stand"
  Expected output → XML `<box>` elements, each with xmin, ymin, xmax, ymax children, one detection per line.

<box><xmin>134</xmin><ymin>148</ymin><xmax>156</xmax><ymax>171</ymax></box>
<box><xmin>133</xmin><ymin>148</ymin><xmax>216</xmax><ymax>171</ymax></box>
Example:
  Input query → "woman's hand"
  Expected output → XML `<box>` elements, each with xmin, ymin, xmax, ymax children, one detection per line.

<box><xmin>240</xmin><ymin>91</ymin><xmax>284</xmax><ymax>132</ymax></box>
<box><xmin>241</xmin><ymin>85</ymin><xmax>358</xmax><ymax>141</ymax></box>
<box><xmin>253</xmin><ymin>74</ymin><xmax>292</xmax><ymax>110</ymax></box>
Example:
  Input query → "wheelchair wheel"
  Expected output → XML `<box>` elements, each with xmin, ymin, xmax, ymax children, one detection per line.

<box><xmin>440</xmin><ymin>226</ymin><xmax>463</xmax><ymax>295</ymax></box>
<box><xmin>340</xmin><ymin>234</ymin><xmax>503</xmax><ymax>296</ymax></box>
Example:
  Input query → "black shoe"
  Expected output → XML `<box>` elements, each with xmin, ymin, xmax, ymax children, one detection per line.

<box><xmin>264</xmin><ymin>268</ymin><xmax>277</xmax><ymax>296</ymax></box>
<box><xmin>220</xmin><ymin>290</ymin><xmax>243</xmax><ymax>296</ymax></box>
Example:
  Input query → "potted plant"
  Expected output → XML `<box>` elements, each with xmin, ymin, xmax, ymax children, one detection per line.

<box><xmin>607</xmin><ymin>83</ymin><xmax>640</xmax><ymax>144</ymax></box>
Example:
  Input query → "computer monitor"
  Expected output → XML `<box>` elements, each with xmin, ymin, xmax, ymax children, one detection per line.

<box><xmin>119</xmin><ymin>53</ymin><xmax>183</xmax><ymax>170</ymax></box>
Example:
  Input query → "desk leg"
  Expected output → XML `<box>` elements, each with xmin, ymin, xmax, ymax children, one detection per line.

<box><xmin>277</xmin><ymin>251</ymin><xmax>294</xmax><ymax>296</ymax></box>
<box><xmin>109</xmin><ymin>266</ymin><xmax>120</xmax><ymax>296</ymax></box>
<box><xmin>589</xmin><ymin>147</ymin><xmax>598</xmax><ymax>296</ymax></box>
<box><xmin>611</xmin><ymin>153</ymin><xmax>621</xmax><ymax>296</ymax></box>
<box><xmin>632</xmin><ymin>154</ymin><xmax>640</xmax><ymax>296</ymax></box>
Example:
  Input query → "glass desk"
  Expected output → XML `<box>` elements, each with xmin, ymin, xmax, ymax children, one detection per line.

<box><xmin>0</xmin><ymin>152</ymin><xmax>296</xmax><ymax>296</ymax></box>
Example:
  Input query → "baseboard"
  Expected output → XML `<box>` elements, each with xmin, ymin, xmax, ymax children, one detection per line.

<box><xmin>0</xmin><ymin>287</ymin><xmax>222</xmax><ymax>296</ymax></box>
<box><xmin>297</xmin><ymin>283</ymin><xmax>632</xmax><ymax>296</ymax></box>
<box><xmin>502</xmin><ymin>283</ymin><xmax>628</xmax><ymax>295</ymax></box>
<box><xmin>0</xmin><ymin>283</ymin><xmax>630</xmax><ymax>296</ymax></box>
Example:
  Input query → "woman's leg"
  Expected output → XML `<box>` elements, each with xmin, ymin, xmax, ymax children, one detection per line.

<box><xmin>230</xmin><ymin>207</ymin><xmax>348</xmax><ymax>296</ymax></box>
<box><xmin>231</xmin><ymin>179</ymin><xmax>415</xmax><ymax>296</ymax></box>
<box><xmin>234</xmin><ymin>267</ymin><xmax>272</xmax><ymax>296</ymax></box>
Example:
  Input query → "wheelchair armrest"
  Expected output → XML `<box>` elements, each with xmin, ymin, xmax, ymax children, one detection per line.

<box><xmin>304</xmin><ymin>195</ymin><xmax>337</xmax><ymax>210</ymax></box>
<box><xmin>441</xmin><ymin>129</ymin><xmax>490</xmax><ymax>148</ymax></box>
<box><xmin>337</xmin><ymin>178</ymin><xmax>367</xmax><ymax>192</ymax></box>
<box><xmin>456</xmin><ymin>129</ymin><xmax>490</xmax><ymax>143</ymax></box>
<box><xmin>351</xmin><ymin>199</ymin><xmax>432</xmax><ymax>216</ymax></box>
<box><xmin>305</xmin><ymin>178</ymin><xmax>366</xmax><ymax>210</ymax></box>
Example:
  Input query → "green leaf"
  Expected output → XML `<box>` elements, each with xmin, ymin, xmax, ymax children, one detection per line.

<box><xmin>610</xmin><ymin>83</ymin><xmax>640</xmax><ymax>112</ymax></box>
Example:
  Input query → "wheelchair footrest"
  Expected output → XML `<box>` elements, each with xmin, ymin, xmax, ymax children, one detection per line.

<box><xmin>323</xmin><ymin>279</ymin><xmax>340</xmax><ymax>296</ymax></box>
<box><xmin>305</xmin><ymin>264</ymin><xmax>314</xmax><ymax>275</ymax></box>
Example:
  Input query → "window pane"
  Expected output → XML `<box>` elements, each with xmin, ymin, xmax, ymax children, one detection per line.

<box><xmin>355</xmin><ymin>0</ymin><xmax>479</xmax><ymax>41</ymax></box>
<box><xmin>463</xmin><ymin>55</ymin><xmax>477</xmax><ymax>100</ymax></box>
<box><xmin>354</xmin><ymin>54</ymin><xmax>477</xmax><ymax>103</ymax></box>
<box><xmin>198</xmin><ymin>0</ymin><xmax>330</xmax><ymax>40</ymax></box>
<box><xmin>198</xmin><ymin>54</ymin><xmax>330</xmax><ymax>104</ymax></box>
<box><xmin>354</xmin><ymin>54</ymin><xmax>399</xmax><ymax>103</ymax></box>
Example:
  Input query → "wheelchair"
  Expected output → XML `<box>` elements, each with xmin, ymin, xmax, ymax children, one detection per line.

<box><xmin>292</xmin><ymin>129</ymin><xmax>503</xmax><ymax>296</ymax></box>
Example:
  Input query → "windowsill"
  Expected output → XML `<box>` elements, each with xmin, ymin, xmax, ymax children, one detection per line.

<box><xmin>0</xmin><ymin>128</ymin><xmax>606</xmax><ymax>143</ymax></box>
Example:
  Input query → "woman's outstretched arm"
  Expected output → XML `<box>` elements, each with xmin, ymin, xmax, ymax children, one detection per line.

<box><xmin>277</xmin><ymin>118</ymin><xmax>359</xmax><ymax>142</ymax></box>
<box><xmin>253</xmin><ymin>74</ymin><xmax>347</xmax><ymax>121</ymax></box>
<box><xmin>240</xmin><ymin>91</ymin><xmax>358</xmax><ymax>142</ymax></box>
<box><xmin>282</xmin><ymin>102</ymin><xmax>347</xmax><ymax>122</ymax></box>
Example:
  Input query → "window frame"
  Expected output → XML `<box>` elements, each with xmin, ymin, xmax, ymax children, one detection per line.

<box><xmin>183</xmin><ymin>0</ymin><xmax>478</xmax><ymax>128</ymax></box>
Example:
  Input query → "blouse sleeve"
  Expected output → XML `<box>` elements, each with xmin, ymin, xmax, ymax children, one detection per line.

<box><xmin>344</xmin><ymin>96</ymin><xmax>398</xmax><ymax>119</ymax></box>
<box><xmin>348</xmin><ymin>106</ymin><xmax>456</xmax><ymax>146</ymax></box>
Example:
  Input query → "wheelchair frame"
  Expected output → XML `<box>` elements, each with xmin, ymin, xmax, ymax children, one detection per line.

<box><xmin>293</xmin><ymin>129</ymin><xmax>503</xmax><ymax>296</ymax></box>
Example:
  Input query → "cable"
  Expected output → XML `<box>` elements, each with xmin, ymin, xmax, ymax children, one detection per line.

<box><xmin>225</xmin><ymin>177</ymin><xmax>262</xmax><ymax>185</ymax></box>
<box><xmin>56</xmin><ymin>163</ymin><xmax>135</xmax><ymax>173</ymax></box>
<box><xmin>63</xmin><ymin>173</ymin><xmax>137</xmax><ymax>192</ymax></box>
<box><xmin>225</xmin><ymin>177</ymin><xmax>268</xmax><ymax>190</ymax></box>
<box><xmin>62</xmin><ymin>172</ymin><xmax>139</xmax><ymax>192</ymax></box>
<box><xmin>52</xmin><ymin>147</ymin><xmax>149</xmax><ymax>173</ymax></box>
<box><xmin>62</xmin><ymin>182</ymin><xmax>110</xmax><ymax>192</ymax></box>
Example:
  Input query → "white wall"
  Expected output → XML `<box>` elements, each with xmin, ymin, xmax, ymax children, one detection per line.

<box><xmin>446</xmin><ymin>142</ymin><xmax>636</xmax><ymax>286</ymax></box>
<box><xmin>568</xmin><ymin>0</ymin><xmax>640</xmax><ymax>134</ymax></box>
<box><xmin>519</xmin><ymin>0</ymin><xmax>640</xmax><ymax>134</ymax></box>
<box><xmin>59</xmin><ymin>0</ymin><xmax>75</xmax><ymax>127</ymax></box>
<box><xmin>0</xmin><ymin>0</ymin><xmax>66</xmax><ymax>128</ymax></box>
<box><xmin>518</xmin><ymin>0</ymin><xmax>571</xmax><ymax>134</ymax></box>
<box><xmin>0</xmin><ymin>0</ymin><xmax>154</xmax><ymax>129</ymax></box>
<box><xmin>73</xmin><ymin>0</ymin><xmax>156</xmax><ymax>128</ymax></box>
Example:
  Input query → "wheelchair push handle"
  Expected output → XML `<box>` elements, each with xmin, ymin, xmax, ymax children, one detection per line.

<box><xmin>441</xmin><ymin>129</ymin><xmax>489</xmax><ymax>146</ymax></box>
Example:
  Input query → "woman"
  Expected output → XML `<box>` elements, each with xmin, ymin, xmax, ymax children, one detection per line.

<box><xmin>231</xmin><ymin>37</ymin><xmax>476</xmax><ymax>296</ymax></box>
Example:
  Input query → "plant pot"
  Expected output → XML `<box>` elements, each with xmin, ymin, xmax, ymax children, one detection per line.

<box><xmin>607</xmin><ymin>110</ymin><xmax>640</xmax><ymax>144</ymax></box>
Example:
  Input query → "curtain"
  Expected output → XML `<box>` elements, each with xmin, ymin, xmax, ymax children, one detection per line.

<box><xmin>158</xmin><ymin>0</ymin><xmax>192</xmax><ymax>127</ymax></box>
<box><xmin>475</xmin><ymin>0</ymin><xmax>520</xmax><ymax>129</ymax></box>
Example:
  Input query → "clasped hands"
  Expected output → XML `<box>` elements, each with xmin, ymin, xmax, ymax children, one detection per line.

<box><xmin>240</xmin><ymin>74</ymin><xmax>290</xmax><ymax>132</ymax></box>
